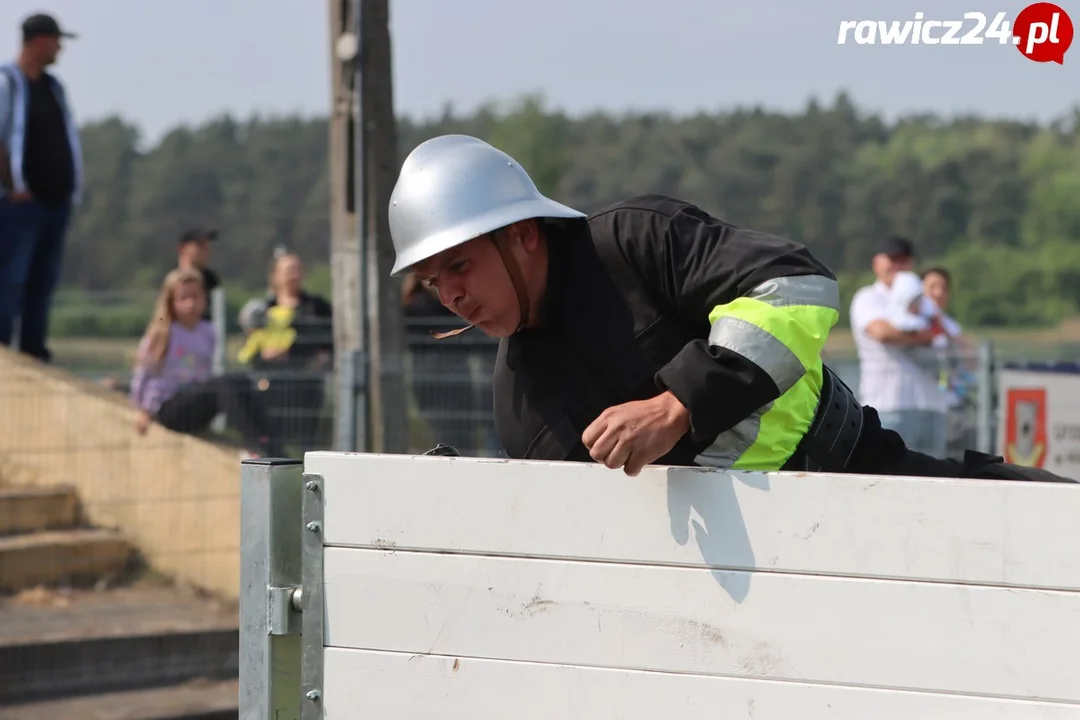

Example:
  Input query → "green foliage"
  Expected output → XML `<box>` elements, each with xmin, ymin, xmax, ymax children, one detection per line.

<box><xmin>51</xmin><ymin>291</ymin><xmax>152</xmax><ymax>338</ymax></box>
<box><xmin>60</xmin><ymin>95</ymin><xmax>1080</xmax><ymax>334</ymax></box>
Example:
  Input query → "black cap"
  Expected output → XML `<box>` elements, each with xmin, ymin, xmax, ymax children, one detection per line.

<box><xmin>22</xmin><ymin>13</ymin><xmax>76</xmax><ymax>41</ymax></box>
<box><xmin>179</xmin><ymin>228</ymin><xmax>218</xmax><ymax>244</ymax></box>
<box><xmin>879</xmin><ymin>235</ymin><xmax>914</xmax><ymax>260</ymax></box>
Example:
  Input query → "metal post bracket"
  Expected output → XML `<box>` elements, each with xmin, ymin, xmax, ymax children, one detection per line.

<box><xmin>301</xmin><ymin>473</ymin><xmax>326</xmax><ymax>719</ymax></box>
<box><xmin>268</xmin><ymin>585</ymin><xmax>303</xmax><ymax>636</ymax></box>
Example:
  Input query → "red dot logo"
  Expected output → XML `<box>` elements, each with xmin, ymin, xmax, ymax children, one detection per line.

<box><xmin>1013</xmin><ymin>2</ymin><xmax>1074</xmax><ymax>63</ymax></box>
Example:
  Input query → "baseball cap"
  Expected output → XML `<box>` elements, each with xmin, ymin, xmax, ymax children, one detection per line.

<box><xmin>22</xmin><ymin>13</ymin><xmax>76</xmax><ymax>41</ymax></box>
<box><xmin>179</xmin><ymin>228</ymin><xmax>218</xmax><ymax>244</ymax></box>
<box><xmin>879</xmin><ymin>236</ymin><xmax>915</xmax><ymax>260</ymax></box>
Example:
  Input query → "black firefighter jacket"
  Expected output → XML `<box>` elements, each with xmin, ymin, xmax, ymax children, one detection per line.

<box><xmin>492</xmin><ymin>194</ymin><xmax>843</xmax><ymax>471</ymax></box>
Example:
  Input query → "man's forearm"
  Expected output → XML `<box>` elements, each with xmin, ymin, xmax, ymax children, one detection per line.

<box><xmin>866</xmin><ymin>320</ymin><xmax>931</xmax><ymax>346</ymax></box>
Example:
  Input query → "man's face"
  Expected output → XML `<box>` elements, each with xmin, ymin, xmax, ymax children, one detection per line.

<box><xmin>413</xmin><ymin>234</ymin><xmax>524</xmax><ymax>338</ymax></box>
<box><xmin>180</xmin><ymin>238</ymin><xmax>211</xmax><ymax>268</ymax></box>
<box><xmin>28</xmin><ymin>35</ymin><xmax>61</xmax><ymax>65</ymax></box>
<box><xmin>871</xmin><ymin>252</ymin><xmax>913</xmax><ymax>286</ymax></box>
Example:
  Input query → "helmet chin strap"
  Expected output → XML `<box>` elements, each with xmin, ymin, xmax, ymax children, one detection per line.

<box><xmin>430</xmin><ymin>232</ymin><xmax>531</xmax><ymax>340</ymax></box>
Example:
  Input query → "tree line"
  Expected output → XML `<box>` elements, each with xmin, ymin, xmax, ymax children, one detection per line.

<box><xmin>58</xmin><ymin>92</ymin><xmax>1080</xmax><ymax>335</ymax></box>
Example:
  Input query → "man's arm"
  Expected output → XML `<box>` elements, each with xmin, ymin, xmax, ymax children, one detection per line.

<box><xmin>851</xmin><ymin>290</ymin><xmax>934</xmax><ymax>347</ymax></box>
<box><xmin>865</xmin><ymin>319</ymin><xmax>934</xmax><ymax>346</ymax></box>
<box><xmin>613</xmin><ymin>198</ymin><xmax>841</xmax><ymax>445</ymax></box>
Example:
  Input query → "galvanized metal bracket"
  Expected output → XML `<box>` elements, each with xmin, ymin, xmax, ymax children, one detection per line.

<box><xmin>301</xmin><ymin>473</ymin><xmax>326</xmax><ymax>719</ymax></box>
<box><xmin>268</xmin><ymin>585</ymin><xmax>303</xmax><ymax>636</ymax></box>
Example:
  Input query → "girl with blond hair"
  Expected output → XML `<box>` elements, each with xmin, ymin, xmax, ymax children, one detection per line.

<box><xmin>130</xmin><ymin>268</ymin><xmax>280</xmax><ymax>458</ymax></box>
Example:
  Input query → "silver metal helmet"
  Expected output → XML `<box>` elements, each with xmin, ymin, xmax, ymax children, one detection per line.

<box><xmin>388</xmin><ymin>134</ymin><xmax>586</xmax><ymax>276</ymax></box>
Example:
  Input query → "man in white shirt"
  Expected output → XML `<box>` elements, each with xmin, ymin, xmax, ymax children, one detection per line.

<box><xmin>849</xmin><ymin>237</ymin><xmax>948</xmax><ymax>457</ymax></box>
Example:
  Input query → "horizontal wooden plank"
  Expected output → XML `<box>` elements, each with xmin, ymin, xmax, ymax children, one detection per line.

<box><xmin>305</xmin><ymin>452</ymin><xmax>1080</xmax><ymax>590</ymax></box>
<box><xmin>323</xmin><ymin>648</ymin><xmax>1080</xmax><ymax>720</ymax></box>
<box><xmin>322</xmin><ymin>547</ymin><xmax>1080</xmax><ymax>703</ymax></box>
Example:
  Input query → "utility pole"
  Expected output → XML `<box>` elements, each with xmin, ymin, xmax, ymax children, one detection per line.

<box><xmin>358</xmin><ymin>0</ymin><xmax>408</xmax><ymax>454</ymax></box>
<box><xmin>328</xmin><ymin>0</ymin><xmax>364</xmax><ymax>451</ymax></box>
<box><xmin>328</xmin><ymin>0</ymin><xmax>407</xmax><ymax>453</ymax></box>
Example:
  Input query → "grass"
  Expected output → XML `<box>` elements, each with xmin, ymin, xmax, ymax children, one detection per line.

<box><xmin>50</xmin><ymin>336</ymin><xmax>248</xmax><ymax>376</ymax></box>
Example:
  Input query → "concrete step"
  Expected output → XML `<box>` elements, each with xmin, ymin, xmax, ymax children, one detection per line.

<box><xmin>0</xmin><ymin>585</ymin><xmax>239</xmax><ymax>705</ymax></box>
<box><xmin>0</xmin><ymin>528</ymin><xmax>132</xmax><ymax>593</ymax></box>
<box><xmin>0</xmin><ymin>485</ymin><xmax>78</xmax><ymax>535</ymax></box>
<box><xmin>1</xmin><ymin>678</ymin><xmax>239</xmax><ymax>720</ymax></box>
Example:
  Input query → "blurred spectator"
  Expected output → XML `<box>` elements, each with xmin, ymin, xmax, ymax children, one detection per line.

<box><xmin>885</xmin><ymin>271</ymin><xmax>933</xmax><ymax>333</ymax></box>
<box><xmin>402</xmin><ymin>272</ymin><xmax>480</xmax><ymax>455</ymax></box>
<box><xmin>922</xmin><ymin>266</ymin><xmax>976</xmax><ymax>455</ymax></box>
<box><xmin>175</xmin><ymin>227</ymin><xmax>220</xmax><ymax>321</ymax></box>
<box><xmin>921</xmin><ymin>267</ymin><xmax>965</xmax><ymax>348</ymax></box>
<box><xmin>850</xmin><ymin>237</ymin><xmax>948</xmax><ymax>457</ymax></box>
<box><xmin>237</xmin><ymin>253</ymin><xmax>333</xmax><ymax>453</ymax></box>
<box><xmin>130</xmin><ymin>268</ymin><xmax>280</xmax><ymax>458</ymax></box>
<box><xmin>0</xmin><ymin>13</ymin><xmax>82</xmax><ymax>362</ymax></box>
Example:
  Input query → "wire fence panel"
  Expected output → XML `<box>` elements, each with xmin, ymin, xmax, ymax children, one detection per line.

<box><xmin>826</xmin><ymin>344</ymin><xmax>989</xmax><ymax>461</ymax></box>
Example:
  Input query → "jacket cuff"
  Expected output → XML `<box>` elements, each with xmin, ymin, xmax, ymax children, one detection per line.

<box><xmin>654</xmin><ymin>339</ymin><xmax>779</xmax><ymax>443</ymax></box>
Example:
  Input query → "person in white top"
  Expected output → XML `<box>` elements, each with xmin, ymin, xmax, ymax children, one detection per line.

<box><xmin>921</xmin><ymin>266</ymin><xmax>976</xmax><ymax>454</ymax></box>
<box><xmin>921</xmin><ymin>267</ymin><xmax>964</xmax><ymax>347</ymax></box>
<box><xmin>849</xmin><ymin>237</ymin><xmax>949</xmax><ymax>458</ymax></box>
<box><xmin>888</xmin><ymin>271</ymin><xmax>934</xmax><ymax>332</ymax></box>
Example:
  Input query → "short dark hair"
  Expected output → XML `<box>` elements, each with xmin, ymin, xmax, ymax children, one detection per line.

<box><xmin>921</xmin><ymin>266</ymin><xmax>951</xmax><ymax>287</ymax></box>
<box><xmin>879</xmin><ymin>235</ymin><xmax>915</xmax><ymax>260</ymax></box>
<box><xmin>178</xmin><ymin>228</ymin><xmax>217</xmax><ymax>245</ymax></box>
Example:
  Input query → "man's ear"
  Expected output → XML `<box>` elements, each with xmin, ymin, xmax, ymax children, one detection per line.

<box><xmin>514</xmin><ymin>219</ymin><xmax>542</xmax><ymax>253</ymax></box>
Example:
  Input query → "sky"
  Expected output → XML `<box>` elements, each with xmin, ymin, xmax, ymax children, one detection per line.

<box><xmin>1</xmin><ymin>0</ymin><xmax>1076</xmax><ymax>146</ymax></box>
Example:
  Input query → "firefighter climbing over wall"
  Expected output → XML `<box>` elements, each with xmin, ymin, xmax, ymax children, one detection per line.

<box><xmin>386</xmin><ymin>133</ymin><xmax>1074</xmax><ymax>484</ymax></box>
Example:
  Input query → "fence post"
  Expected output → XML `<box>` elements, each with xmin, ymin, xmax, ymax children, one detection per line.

<box><xmin>239</xmin><ymin>458</ymin><xmax>304</xmax><ymax>720</ymax></box>
<box><xmin>976</xmin><ymin>340</ymin><xmax>995</xmax><ymax>454</ymax></box>
<box><xmin>210</xmin><ymin>287</ymin><xmax>228</xmax><ymax>434</ymax></box>
<box><xmin>335</xmin><ymin>348</ymin><xmax>368</xmax><ymax>452</ymax></box>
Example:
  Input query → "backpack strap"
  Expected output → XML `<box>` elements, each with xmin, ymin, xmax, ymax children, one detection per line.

<box><xmin>0</xmin><ymin>67</ymin><xmax>16</xmax><ymax>193</ymax></box>
<box><xmin>0</xmin><ymin>67</ymin><xmax>14</xmax><ymax>139</ymax></box>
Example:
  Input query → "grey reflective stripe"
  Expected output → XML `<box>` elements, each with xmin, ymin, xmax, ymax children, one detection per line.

<box><xmin>694</xmin><ymin>402</ymin><xmax>773</xmax><ymax>469</ymax></box>
<box><xmin>709</xmin><ymin>316</ymin><xmax>805</xmax><ymax>393</ymax></box>
<box><xmin>747</xmin><ymin>274</ymin><xmax>840</xmax><ymax>311</ymax></box>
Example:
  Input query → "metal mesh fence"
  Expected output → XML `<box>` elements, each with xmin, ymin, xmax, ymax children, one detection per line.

<box><xmin>401</xmin><ymin>314</ymin><xmax>500</xmax><ymax>457</ymax></box>
<box><xmin>825</xmin><ymin>343</ymin><xmax>990</xmax><ymax>461</ymax></box>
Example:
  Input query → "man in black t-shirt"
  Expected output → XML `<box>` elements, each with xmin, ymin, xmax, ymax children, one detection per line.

<box><xmin>0</xmin><ymin>14</ymin><xmax>82</xmax><ymax>362</ymax></box>
<box><xmin>175</xmin><ymin>228</ymin><xmax>221</xmax><ymax>321</ymax></box>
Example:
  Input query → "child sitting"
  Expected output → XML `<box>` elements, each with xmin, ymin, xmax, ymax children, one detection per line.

<box><xmin>130</xmin><ymin>268</ymin><xmax>281</xmax><ymax>458</ymax></box>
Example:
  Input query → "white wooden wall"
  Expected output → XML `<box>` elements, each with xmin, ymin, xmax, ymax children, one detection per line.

<box><xmin>303</xmin><ymin>452</ymin><xmax>1080</xmax><ymax>719</ymax></box>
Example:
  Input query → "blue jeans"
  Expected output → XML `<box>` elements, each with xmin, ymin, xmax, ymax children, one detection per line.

<box><xmin>0</xmin><ymin>197</ymin><xmax>72</xmax><ymax>361</ymax></box>
<box><xmin>878</xmin><ymin>409</ymin><xmax>948</xmax><ymax>459</ymax></box>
